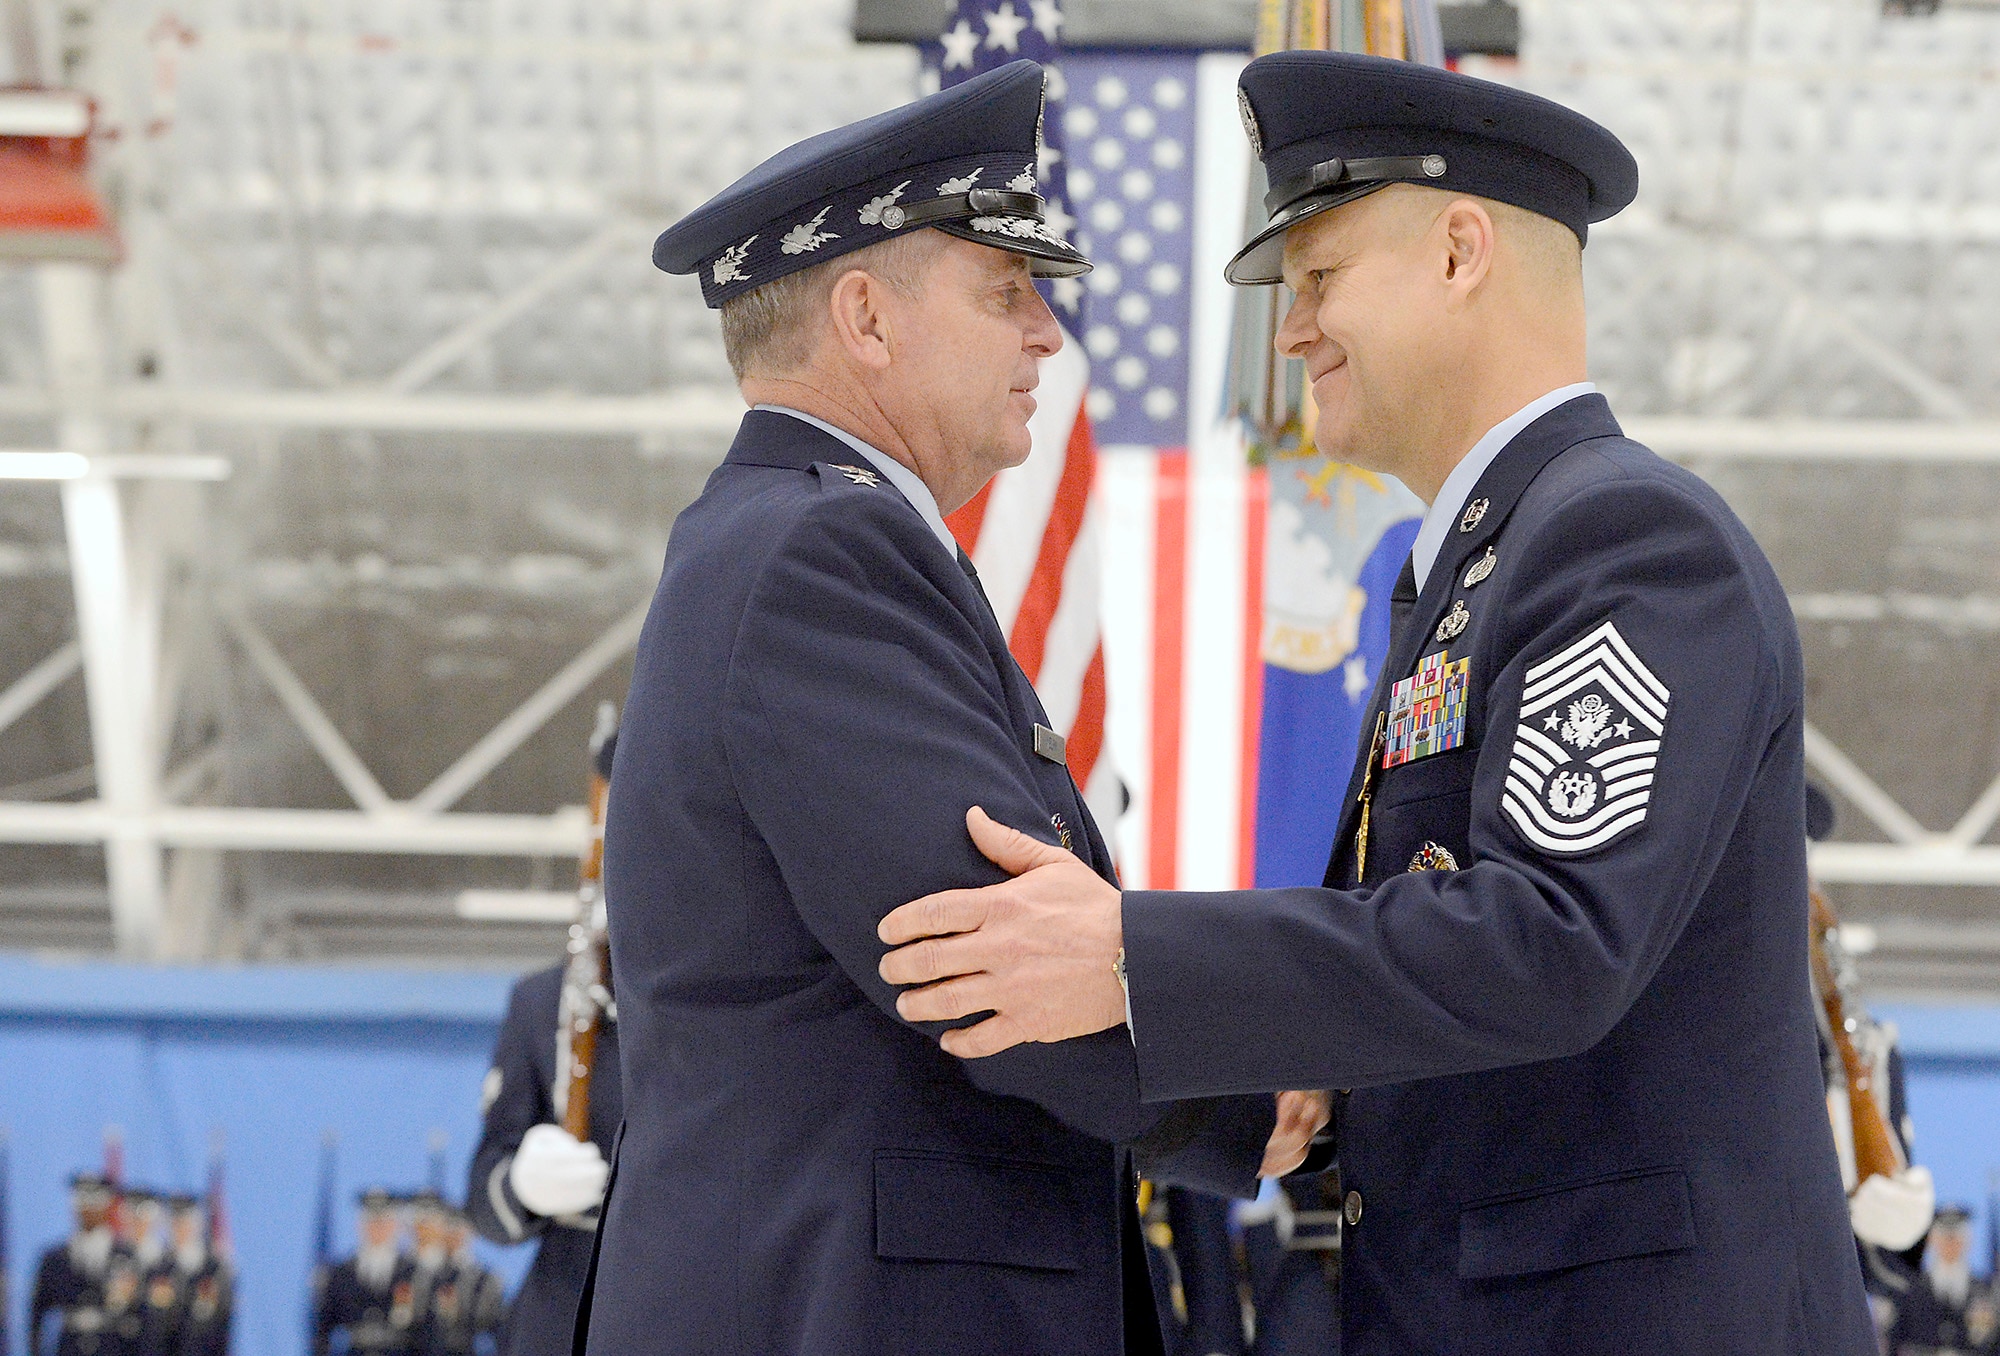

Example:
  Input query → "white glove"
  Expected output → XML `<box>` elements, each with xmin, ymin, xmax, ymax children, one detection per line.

<box><xmin>509</xmin><ymin>1123</ymin><xmax>609</xmax><ymax>1218</ymax></box>
<box><xmin>1850</xmin><ymin>1164</ymin><xmax>1934</xmax><ymax>1251</ymax></box>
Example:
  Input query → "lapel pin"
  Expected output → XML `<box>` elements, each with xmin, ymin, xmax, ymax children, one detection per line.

<box><xmin>1435</xmin><ymin>599</ymin><xmax>1471</xmax><ymax>642</ymax></box>
<box><xmin>1464</xmin><ymin>547</ymin><xmax>1496</xmax><ymax>588</ymax></box>
<box><xmin>1459</xmin><ymin>498</ymin><xmax>1489</xmax><ymax>532</ymax></box>
<box><xmin>1408</xmin><ymin>841</ymin><xmax>1459</xmax><ymax>872</ymax></box>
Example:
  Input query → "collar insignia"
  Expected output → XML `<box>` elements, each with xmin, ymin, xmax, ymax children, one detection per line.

<box><xmin>1464</xmin><ymin>547</ymin><xmax>1497</xmax><ymax>588</ymax></box>
<box><xmin>828</xmin><ymin>463</ymin><xmax>881</xmax><ymax>487</ymax></box>
<box><xmin>1459</xmin><ymin>497</ymin><xmax>1489</xmax><ymax>532</ymax></box>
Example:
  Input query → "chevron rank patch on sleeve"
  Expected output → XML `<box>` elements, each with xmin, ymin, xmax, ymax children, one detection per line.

<box><xmin>1501</xmin><ymin>620</ymin><xmax>1670</xmax><ymax>856</ymax></box>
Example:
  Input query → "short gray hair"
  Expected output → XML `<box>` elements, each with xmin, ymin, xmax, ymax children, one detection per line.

<box><xmin>718</xmin><ymin>231</ymin><xmax>947</xmax><ymax>379</ymax></box>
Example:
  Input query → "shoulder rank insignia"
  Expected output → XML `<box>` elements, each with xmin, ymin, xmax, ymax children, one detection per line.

<box><xmin>1435</xmin><ymin>599</ymin><xmax>1471</xmax><ymax>642</ymax></box>
<box><xmin>828</xmin><ymin>463</ymin><xmax>881</xmax><ymax>487</ymax></box>
<box><xmin>1383</xmin><ymin>650</ymin><xmax>1470</xmax><ymax>769</ymax></box>
<box><xmin>1459</xmin><ymin>497</ymin><xmax>1489</xmax><ymax>532</ymax></box>
<box><xmin>1464</xmin><ymin>547</ymin><xmax>1496</xmax><ymax>589</ymax></box>
<box><xmin>1408</xmin><ymin>841</ymin><xmax>1458</xmax><ymax>872</ymax></box>
<box><xmin>1500</xmin><ymin>619</ymin><xmax>1670</xmax><ymax>856</ymax></box>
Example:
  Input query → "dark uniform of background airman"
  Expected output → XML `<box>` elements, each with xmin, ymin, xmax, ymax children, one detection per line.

<box><xmin>312</xmin><ymin>1188</ymin><xmax>420</xmax><ymax>1356</ymax></box>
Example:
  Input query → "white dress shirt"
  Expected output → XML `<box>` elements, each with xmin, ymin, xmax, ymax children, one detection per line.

<box><xmin>753</xmin><ymin>405</ymin><xmax>958</xmax><ymax>557</ymax></box>
<box><xmin>1409</xmin><ymin>382</ymin><xmax>1597</xmax><ymax>593</ymax></box>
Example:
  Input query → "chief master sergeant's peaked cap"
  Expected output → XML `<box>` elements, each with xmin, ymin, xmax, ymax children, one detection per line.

<box><xmin>653</xmin><ymin>58</ymin><xmax>1089</xmax><ymax>309</ymax></box>
<box><xmin>1227</xmin><ymin>50</ymin><xmax>1640</xmax><ymax>285</ymax></box>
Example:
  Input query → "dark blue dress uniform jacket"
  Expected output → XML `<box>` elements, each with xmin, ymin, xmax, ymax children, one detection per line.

<box><xmin>467</xmin><ymin>964</ymin><xmax>621</xmax><ymax>1356</ymax></box>
<box><xmin>1121</xmin><ymin>396</ymin><xmax>1878</xmax><ymax>1355</ymax></box>
<box><xmin>588</xmin><ymin>410</ymin><xmax>1271</xmax><ymax>1356</ymax></box>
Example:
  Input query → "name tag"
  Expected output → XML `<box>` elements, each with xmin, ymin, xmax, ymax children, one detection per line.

<box><xmin>1033</xmin><ymin>724</ymin><xmax>1067</xmax><ymax>765</ymax></box>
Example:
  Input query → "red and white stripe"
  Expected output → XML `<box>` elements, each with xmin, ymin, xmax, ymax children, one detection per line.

<box><xmin>951</xmin><ymin>53</ymin><xmax>1262</xmax><ymax>888</ymax></box>
<box><xmin>1096</xmin><ymin>52</ymin><xmax>1264</xmax><ymax>890</ymax></box>
<box><xmin>1097</xmin><ymin>443</ymin><xmax>1265</xmax><ymax>891</ymax></box>
<box><xmin>947</xmin><ymin>335</ymin><xmax>1118</xmax><ymax>830</ymax></box>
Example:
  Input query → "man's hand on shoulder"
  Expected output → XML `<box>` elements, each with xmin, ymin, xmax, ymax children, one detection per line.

<box><xmin>879</xmin><ymin>806</ymin><xmax>1126</xmax><ymax>1057</ymax></box>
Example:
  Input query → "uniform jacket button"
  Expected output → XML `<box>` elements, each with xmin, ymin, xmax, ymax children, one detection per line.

<box><xmin>1344</xmin><ymin>1190</ymin><xmax>1363</xmax><ymax>1226</ymax></box>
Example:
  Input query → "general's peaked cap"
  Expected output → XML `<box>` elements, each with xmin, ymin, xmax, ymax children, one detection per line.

<box><xmin>1228</xmin><ymin>51</ymin><xmax>1639</xmax><ymax>284</ymax></box>
<box><xmin>653</xmin><ymin>60</ymin><xmax>1088</xmax><ymax>308</ymax></box>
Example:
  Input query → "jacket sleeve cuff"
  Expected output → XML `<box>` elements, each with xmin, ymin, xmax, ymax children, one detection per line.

<box><xmin>1130</xmin><ymin>1094</ymin><xmax>1272</xmax><ymax>1200</ymax></box>
<box><xmin>486</xmin><ymin>1155</ymin><xmax>549</xmax><ymax>1242</ymax></box>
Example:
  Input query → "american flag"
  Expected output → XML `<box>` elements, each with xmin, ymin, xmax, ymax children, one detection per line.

<box><xmin>932</xmin><ymin>0</ymin><xmax>1119</xmax><ymax>830</ymax></box>
<box><xmin>923</xmin><ymin>18</ymin><xmax>1276</xmax><ymax>887</ymax></box>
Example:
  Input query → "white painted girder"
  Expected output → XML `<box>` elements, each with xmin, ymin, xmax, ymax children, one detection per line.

<box><xmin>1810</xmin><ymin>843</ymin><xmax>2000</xmax><ymax>887</ymax></box>
<box><xmin>9</xmin><ymin>385</ymin><xmax>2000</xmax><ymax>458</ymax></box>
<box><xmin>0</xmin><ymin>801</ymin><xmax>590</xmax><ymax>856</ymax></box>
<box><xmin>37</xmin><ymin>262</ymin><xmax>169</xmax><ymax>957</ymax></box>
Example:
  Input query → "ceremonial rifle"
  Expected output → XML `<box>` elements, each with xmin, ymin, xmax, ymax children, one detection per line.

<box><xmin>555</xmin><ymin>704</ymin><xmax>617</xmax><ymax>1143</ymax></box>
<box><xmin>1807</xmin><ymin>887</ymin><xmax>1905</xmax><ymax>1190</ymax></box>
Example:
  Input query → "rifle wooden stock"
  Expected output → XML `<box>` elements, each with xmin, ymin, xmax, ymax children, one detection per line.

<box><xmin>559</xmin><ymin>768</ymin><xmax>613</xmax><ymax>1142</ymax></box>
<box><xmin>1808</xmin><ymin>888</ymin><xmax>1904</xmax><ymax>1191</ymax></box>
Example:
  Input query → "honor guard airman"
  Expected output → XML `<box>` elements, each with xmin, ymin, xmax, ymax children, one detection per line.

<box><xmin>30</xmin><ymin>1173</ymin><xmax>133</xmax><ymax>1356</ymax></box>
<box><xmin>413</xmin><ymin>1206</ymin><xmax>505</xmax><ymax>1356</ymax></box>
<box><xmin>466</xmin><ymin>946</ymin><xmax>619</xmax><ymax>1356</ymax></box>
<box><xmin>137</xmin><ymin>1195</ymin><xmax>231</xmax><ymax>1356</ymax></box>
<box><xmin>1889</xmin><ymin>1206</ymin><xmax>2000</xmax><ymax>1356</ymax></box>
<box><xmin>581</xmin><ymin>56</ymin><xmax>1302</xmax><ymax>1356</ymax></box>
<box><xmin>467</xmin><ymin>731</ymin><xmax>617</xmax><ymax>1356</ymax></box>
<box><xmin>878</xmin><ymin>49</ymin><xmax>1879</xmax><ymax>1356</ymax></box>
<box><xmin>312</xmin><ymin>1189</ymin><xmax>419</xmax><ymax>1356</ymax></box>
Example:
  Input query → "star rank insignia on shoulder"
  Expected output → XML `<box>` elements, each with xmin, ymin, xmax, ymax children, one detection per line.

<box><xmin>827</xmin><ymin>463</ymin><xmax>882</xmax><ymax>487</ymax></box>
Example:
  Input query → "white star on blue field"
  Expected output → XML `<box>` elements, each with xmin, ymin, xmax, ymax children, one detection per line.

<box><xmin>1060</xmin><ymin>52</ymin><xmax>1198</xmax><ymax>448</ymax></box>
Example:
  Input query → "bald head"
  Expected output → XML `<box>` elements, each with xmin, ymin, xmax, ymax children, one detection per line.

<box><xmin>1272</xmin><ymin>183</ymin><xmax>1589</xmax><ymax>504</ymax></box>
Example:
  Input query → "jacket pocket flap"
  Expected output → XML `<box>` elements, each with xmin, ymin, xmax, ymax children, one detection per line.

<box><xmin>874</xmin><ymin>1151</ymin><xmax>1085</xmax><ymax>1273</ymax></box>
<box><xmin>1458</xmin><ymin>1168</ymin><xmax>1694</xmax><ymax>1280</ymax></box>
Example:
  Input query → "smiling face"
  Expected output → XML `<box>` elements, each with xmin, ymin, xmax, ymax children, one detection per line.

<box><xmin>1269</xmin><ymin>184</ymin><xmax>1588</xmax><ymax>505</ymax></box>
<box><xmin>1274</xmin><ymin>187</ymin><xmax>1453</xmax><ymax>480</ymax></box>
<box><xmin>872</xmin><ymin>236</ymin><xmax>1062</xmax><ymax>512</ymax></box>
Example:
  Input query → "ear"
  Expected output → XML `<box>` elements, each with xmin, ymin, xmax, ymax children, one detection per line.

<box><xmin>1437</xmin><ymin>199</ymin><xmax>1498</xmax><ymax>301</ymax></box>
<box><xmin>826</xmin><ymin>268</ymin><xmax>894</xmax><ymax>372</ymax></box>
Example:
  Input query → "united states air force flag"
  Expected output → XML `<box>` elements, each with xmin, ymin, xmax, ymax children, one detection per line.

<box><xmin>1254</xmin><ymin>463</ymin><xmax>1421</xmax><ymax>887</ymax></box>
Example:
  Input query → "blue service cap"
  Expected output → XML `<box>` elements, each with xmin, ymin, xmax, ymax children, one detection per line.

<box><xmin>1227</xmin><ymin>51</ymin><xmax>1639</xmax><ymax>285</ymax></box>
<box><xmin>655</xmin><ymin>59</ymin><xmax>1089</xmax><ymax>309</ymax></box>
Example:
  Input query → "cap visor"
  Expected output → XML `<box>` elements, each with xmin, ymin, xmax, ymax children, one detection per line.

<box><xmin>1223</xmin><ymin>182</ymin><xmax>1393</xmax><ymax>286</ymax></box>
<box><xmin>934</xmin><ymin>222</ymin><xmax>1092</xmax><ymax>278</ymax></box>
